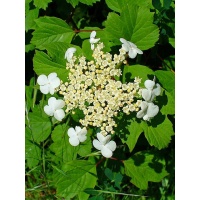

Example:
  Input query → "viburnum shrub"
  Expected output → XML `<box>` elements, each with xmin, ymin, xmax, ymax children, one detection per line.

<box><xmin>25</xmin><ymin>0</ymin><xmax>175</xmax><ymax>199</ymax></box>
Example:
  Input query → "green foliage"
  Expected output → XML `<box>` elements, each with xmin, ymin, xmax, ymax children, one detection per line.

<box><xmin>33</xmin><ymin>50</ymin><xmax>69</xmax><ymax>82</ymax></box>
<box><xmin>124</xmin><ymin>151</ymin><xmax>168</xmax><ymax>189</ymax></box>
<box><xmin>105</xmin><ymin>3</ymin><xmax>159</xmax><ymax>50</ymax></box>
<box><xmin>31</xmin><ymin>16</ymin><xmax>75</xmax><ymax>49</ymax></box>
<box><xmin>33</xmin><ymin>0</ymin><xmax>52</xmax><ymax>10</ymax></box>
<box><xmin>52</xmin><ymin>160</ymin><xmax>97</xmax><ymax>199</ymax></box>
<box><xmin>25</xmin><ymin>0</ymin><xmax>175</xmax><ymax>199</ymax></box>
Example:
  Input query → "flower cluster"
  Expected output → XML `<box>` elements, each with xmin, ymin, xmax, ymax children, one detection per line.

<box><xmin>136</xmin><ymin>77</ymin><xmax>161</xmax><ymax>121</ymax></box>
<box><xmin>59</xmin><ymin>38</ymin><xmax>142</xmax><ymax>136</ymax></box>
<box><xmin>36</xmin><ymin>31</ymin><xmax>160</xmax><ymax>158</ymax></box>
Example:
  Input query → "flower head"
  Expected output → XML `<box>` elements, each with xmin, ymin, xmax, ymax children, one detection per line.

<box><xmin>136</xmin><ymin>101</ymin><xmax>159</xmax><ymax>121</ymax></box>
<box><xmin>93</xmin><ymin>133</ymin><xmax>116</xmax><ymax>158</ymax></box>
<box><xmin>90</xmin><ymin>31</ymin><xmax>100</xmax><ymax>50</ymax></box>
<box><xmin>37</xmin><ymin>72</ymin><xmax>60</xmax><ymax>95</ymax></box>
<box><xmin>65</xmin><ymin>47</ymin><xmax>76</xmax><ymax>62</ymax></box>
<box><xmin>44</xmin><ymin>97</ymin><xmax>65</xmax><ymax>121</ymax></box>
<box><xmin>67</xmin><ymin>126</ymin><xmax>87</xmax><ymax>146</ymax></box>
<box><xmin>142</xmin><ymin>77</ymin><xmax>161</xmax><ymax>102</ymax></box>
<box><xmin>120</xmin><ymin>38</ymin><xmax>143</xmax><ymax>59</ymax></box>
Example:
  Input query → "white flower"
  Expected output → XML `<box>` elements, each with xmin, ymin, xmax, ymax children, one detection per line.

<box><xmin>120</xmin><ymin>38</ymin><xmax>143</xmax><ymax>59</ymax></box>
<box><xmin>93</xmin><ymin>133</ymin><xmax>116</xmax><ymax>158</ymax></box>
<box><xmin>37</xmin><ymin>72</ymin><xmax>60</xmax><ymax>95</ymax></box>
<box><xmin>90</xmin><ymin>31</ymin><xmax>100</xmax><ymax>50</ymax></box>
<box><xmin>136</xmin><ymin>101</ymin><xmax>159</xmax><ymax>121</ymax></box>
<box><xmin>142</xmin><ymin>77</ymin><xmax>161</xmax><ymax>102</ymax></box>
<box><xmin>67</xmin><ymin>126</ymin><xmax>87</xmax><ymax>146</ymax></box>
<box><xmin>65</xmin><ymin>47</ymin><xmax>76</xmax><ymax>62</ymax></box>
<box><xmin>44</xmin><ymin>97</ymin><xmax>65</xmax><ymax>121</ymax></box>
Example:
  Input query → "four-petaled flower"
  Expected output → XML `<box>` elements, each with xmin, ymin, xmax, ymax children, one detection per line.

<box><xmin>37</xmin><ymin>72</ymin><xmax>60</xmax><ymax>95</ymax></box>
<box><xmin>90</xmin><ymin>31</ymin><xmax>100</xmax><ymax>50</ymax></box>
<box><xmin>65</xmin><ymin>47</ymin><xmax>76</xmax><ymax>62</ymax></box>
<box><xmin>142</xmin><ymin>77</ymin><xmax>161</xmax><ymax>102</ymax></box>
<box><xmin>67</xmin><ymin>126</ymin><xmax>87</xmax><ymax>146</ymax></box>
<box><xmin>93</xmin><ymin>133</ymin><xmax>116</xmax><ymax>158</ymax></box>
<box><xmin>136</xmin><ymin>101</ymin><xmax>159</xmax><ymax>121</ymax></box>
<box><xmin>120</xmin><ymin>38</ymin><xmax>143</xmax><ymax>59</ymax></box>
<box><xmin>44</xmin><ymin>97</ymin><xmax>65</xmax><ymax>121</ymax></box>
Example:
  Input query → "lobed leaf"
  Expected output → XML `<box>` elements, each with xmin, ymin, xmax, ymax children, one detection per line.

<box><xmin>53</xmin><ymin>160</ymin><xmax>97</xmax><ymax>199</ymax></box>
<box><xmin>124</xmin><ymin>151</ymin><xmax>168</xmax><ymax>189</ymax></box>
<box><xmin>105</xmin><ymin>3</ymin><xmax>159</xmax><ymax>50</ymax></box>
<box><xmin>34</xmin><ymin>0</ymin><xmax>52</xmax><ymax>10</ymax></box>
<box><xmin>31</xmin><ymin>16</ymin><xmax>75</xmax><ymax>49</ymax></box>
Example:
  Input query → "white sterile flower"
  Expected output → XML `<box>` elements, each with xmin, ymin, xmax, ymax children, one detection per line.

<box><xmin>65</xmin><ymin>47</ymin><xmax>76</xmax><ymax>62</ymax></box>
<box><xmin>93</xmin><ymin>133</ymin><xmax>116</xmax><ymax>158</ymax></box>
<box><xmin>37</xmin><ymin>72</ymin><xmax>60</xmax><ymax>95</ymax></box>
<box><xmin>142</xmin><ymin>77</ymin><xmax>161</xmax><ymax>102</ymax></box>
<box><xmin>136</xmin><ymin>101</ymin><xmax>159</xmax><ymax>121</ymax></box>
<box><xmin>120</xmin><ymin>38</ymin><xmax>143</xmax><ymax>59</ymax></box>
<box><xmin>67</xmin><ymin>126</ymin><xmax>87</xmax><ymax>146</ymax></box>
<box><xmin>90</xmin><ymin>31</ymin><xmax>100</xmax><ymax>50</ymax></box>
<box><xmin>44</xmin><ymin>97</ymin><xmax>65</xmax><ymax>121</ymax></box>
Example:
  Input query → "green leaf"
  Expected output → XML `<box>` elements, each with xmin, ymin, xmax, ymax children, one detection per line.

<box><xmin>67</xmin><ymin>0</ymin><xmax>100</xmax><ymax>7</ymax></box>
<box><xmin>141</xmin><ymin>116</ymin><xmax>174</xmax><ymax>149</ymax></box>
<box><xmin>49</xmin><ymin>124</ymin><xmax>78</xmax><ymax>163</ymax></box>
<box><xmin>105</xmin><ymin>3</ymin><xmax>159</xmax><ymax>50</ymax></box>
<box><xmin>42</xmin><ymin>42</ymin><xmax>83</xmax><ymax>66</ymax></box>
<box><xmin>124</xmin><ymin>151</ymin><xmax>168</xmax><ymax>189</ymax></box>
<box><xmin>123</xmin><ymin>65</ymin><xmax>155</xmax><ymax>86</ymax></box>
<box><xmin>25</xmin><ymin>127</ymin><xmax>41</xmax><ymax>168</ymax></box>
<box><xmin>25</xmin><ymin>77</ymin><xmax>35</xmax><ymax>112</ymax></box>
<box><xmin>31</xmin><ymin>16</ymin><xmax>75</xmax><ymax>49</ymax></box>
<box><xmin>25</xmin><ymin>8</ymin><xmax>39</xmax><ymax>32</ymax></box>
<box><xmin>53</xmin><ymin>160</ymin><xmax>97</xmax><ymax>199</ymax></box>
<box><xmin>155</xmin><ymin>70</ymin><xmax>175</xmax><ymax>93</ymax></box>
<box><xmin>25</xmin><ymin>44</ymin><xmax>35</xmax><ymax>53</ymax></box>
<box><xmin>123</xmin><ymin>120</ymin><xmax>144</xmax><ymax>152</ymax></box>
<box><xmin>34</xmin><ymin>0</ymin><xmax>52</xmax><ymax>10</ymax></box>
<box><xmin>169</xmin><ymin>37</ymin><xmax>175</xmax><ymax>48</ymax></box>
<box><xmin>105</xmin><ymin>0</ymin><xmax>152</xmax><ymax>13</ymax></box>
<box><xmin>29</xmin><ymin>109</ymin><xmax>52</xmax><ymax>143</ymax></box>
<box><xmin>77</xmin><ymin>136</ymin><xmax>93</xmax><ymax>157</ymax></box>
<box><xmin>33</xmin><ymin>50</ymin><xmax>69</xmax><ymax>82</ymax></box>
<box><xmin>159</xmin><ymin>90</ymin><xmax>175</xmax><ymax>115</ymax></box>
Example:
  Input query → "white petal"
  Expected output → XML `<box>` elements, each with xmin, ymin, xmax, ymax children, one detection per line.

<box><xmin>147</xmin><ymin>103</ymin><xmax>159</xmax><ymax>118</ymax></box>
<box><xmin>48</xmin><ymin>97</ymin><xmax>57</xmax><ymax>110</ymax></box>
<box><xmin>136</xmin><ymin>110</ymin><xmax>145</xmax><ymax>118</ymax></box>
<box><xmin>54</xmin><ymin>99</ymin><xmax>65</xmax><ymax>110</ymax></box>
<box><xmin>143</xmin><ymin>114</ymin><xmax>150</xmax><ymax>121</ymax></box>
<box><xmin>101</xmin><ymin>146</ymin><xmax>113</xmax><ymax>158</ymax></box>
<box><xmin>97</xmin><ymin>133</ymin><xmax>111</xmax><ymax>145</ymax></box>
<box><xmin>68</xmin><ymin>128</ymin><xmax>76</xmax><ymax>137</ymax></box>
<box><xmin>93</xmin><ymin>139</ymin><xmax>103</xmax><ymax>150</ymax></box>
<box><xmin>120</xmin><ymin>38</ymin><xmax>129</xmax><ymax>52</ymax></box>
<box><xmin>65</xmin><ymin>47</ymin><xmax>76</xmax><ymax>61</ymax></box>
<box><xmin>49</xmin><ymin>85</ymin><xmax>55</xmax><ymax>95</ymax></box>
<box><xmin>128</xmin><ymin>48</ymin><xmax>137</xmax><ymax>59</ymax></box>
<box><xmin>144</xmin><ymin>80</ymin><xmax>155</xmax><ymax>90</ymax></box>
<box><xmin>106</xmin><ymin>141</ymin><xmax>116</xmax><ymax>151</ymax></box>
<box><xmin>44</xmin><ymin>105</ymin><xmax>54</xmax><ymax>116</ymax></box>
<box><xmin>90</xmin><ymin>31</ymin><xmax>96</xmax><ymax>38</ymax></box>
<box><xmin>37</xmin><ymin>75</ymin><xmax>48</xmax><ymax>85</ymax></box>
<box><xmin>54</xmin><ymin>109</ymin><xmax>65</xmax><ymax>121</ymax></box>
<box><xmin>128</xmin><ymin>41</ymin><xmax>137</xmax><ymax>48</ymax></box>
<box><xmin>48</xmin><ymin>73</ymin><xmax>57</xmax><ymax>81</ymax></box>
<box><xmin>91</xmin><ymin>43</ymin><xmax>94</xmax><ymax>50</ymax></box>
<box><xmin>74</xmin><ymin>126</ymin><xmax>81</xmax><ymax>132</ymax></box>
<box><xmin>69</xmin><ymin>136</ymin><xmax>80</xmax><ymax>146</ymax></box>
<box><xmin>50</xmin><ymin>77</ymin><xmax>60</xmax><ymax>88</ymax></box>
<box><xmin>40</xmin><ymin>85</ymin><xmax>50</xmax><ymax>94</ymax></box>
<box><xmin>142</xmin><ymin>89</ymin><xmax>152</xmax><ymax>101</ymax></box>
<box><xmin>78</xmin><ymin>135</ymin><xmax>87</xmax><ymax>142</ymax></box>
<box><xmin>136</xmin><ymin>48</ymin><xmax>143</xmax><ymax>54</ymax></box>
<box><xmin>121</xmin><ymin>44</ymin><xmax>129</xmax><ymax>52</ymax></box>
<box><xmin>140</xmin><ymin>101</ymin><xmax>148</xmax><ymax>110</ymax></box>
<box><xmin>153</xmin><ymin>84</ymin><xmax>161</xmax><ymax>96</ymax></box>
